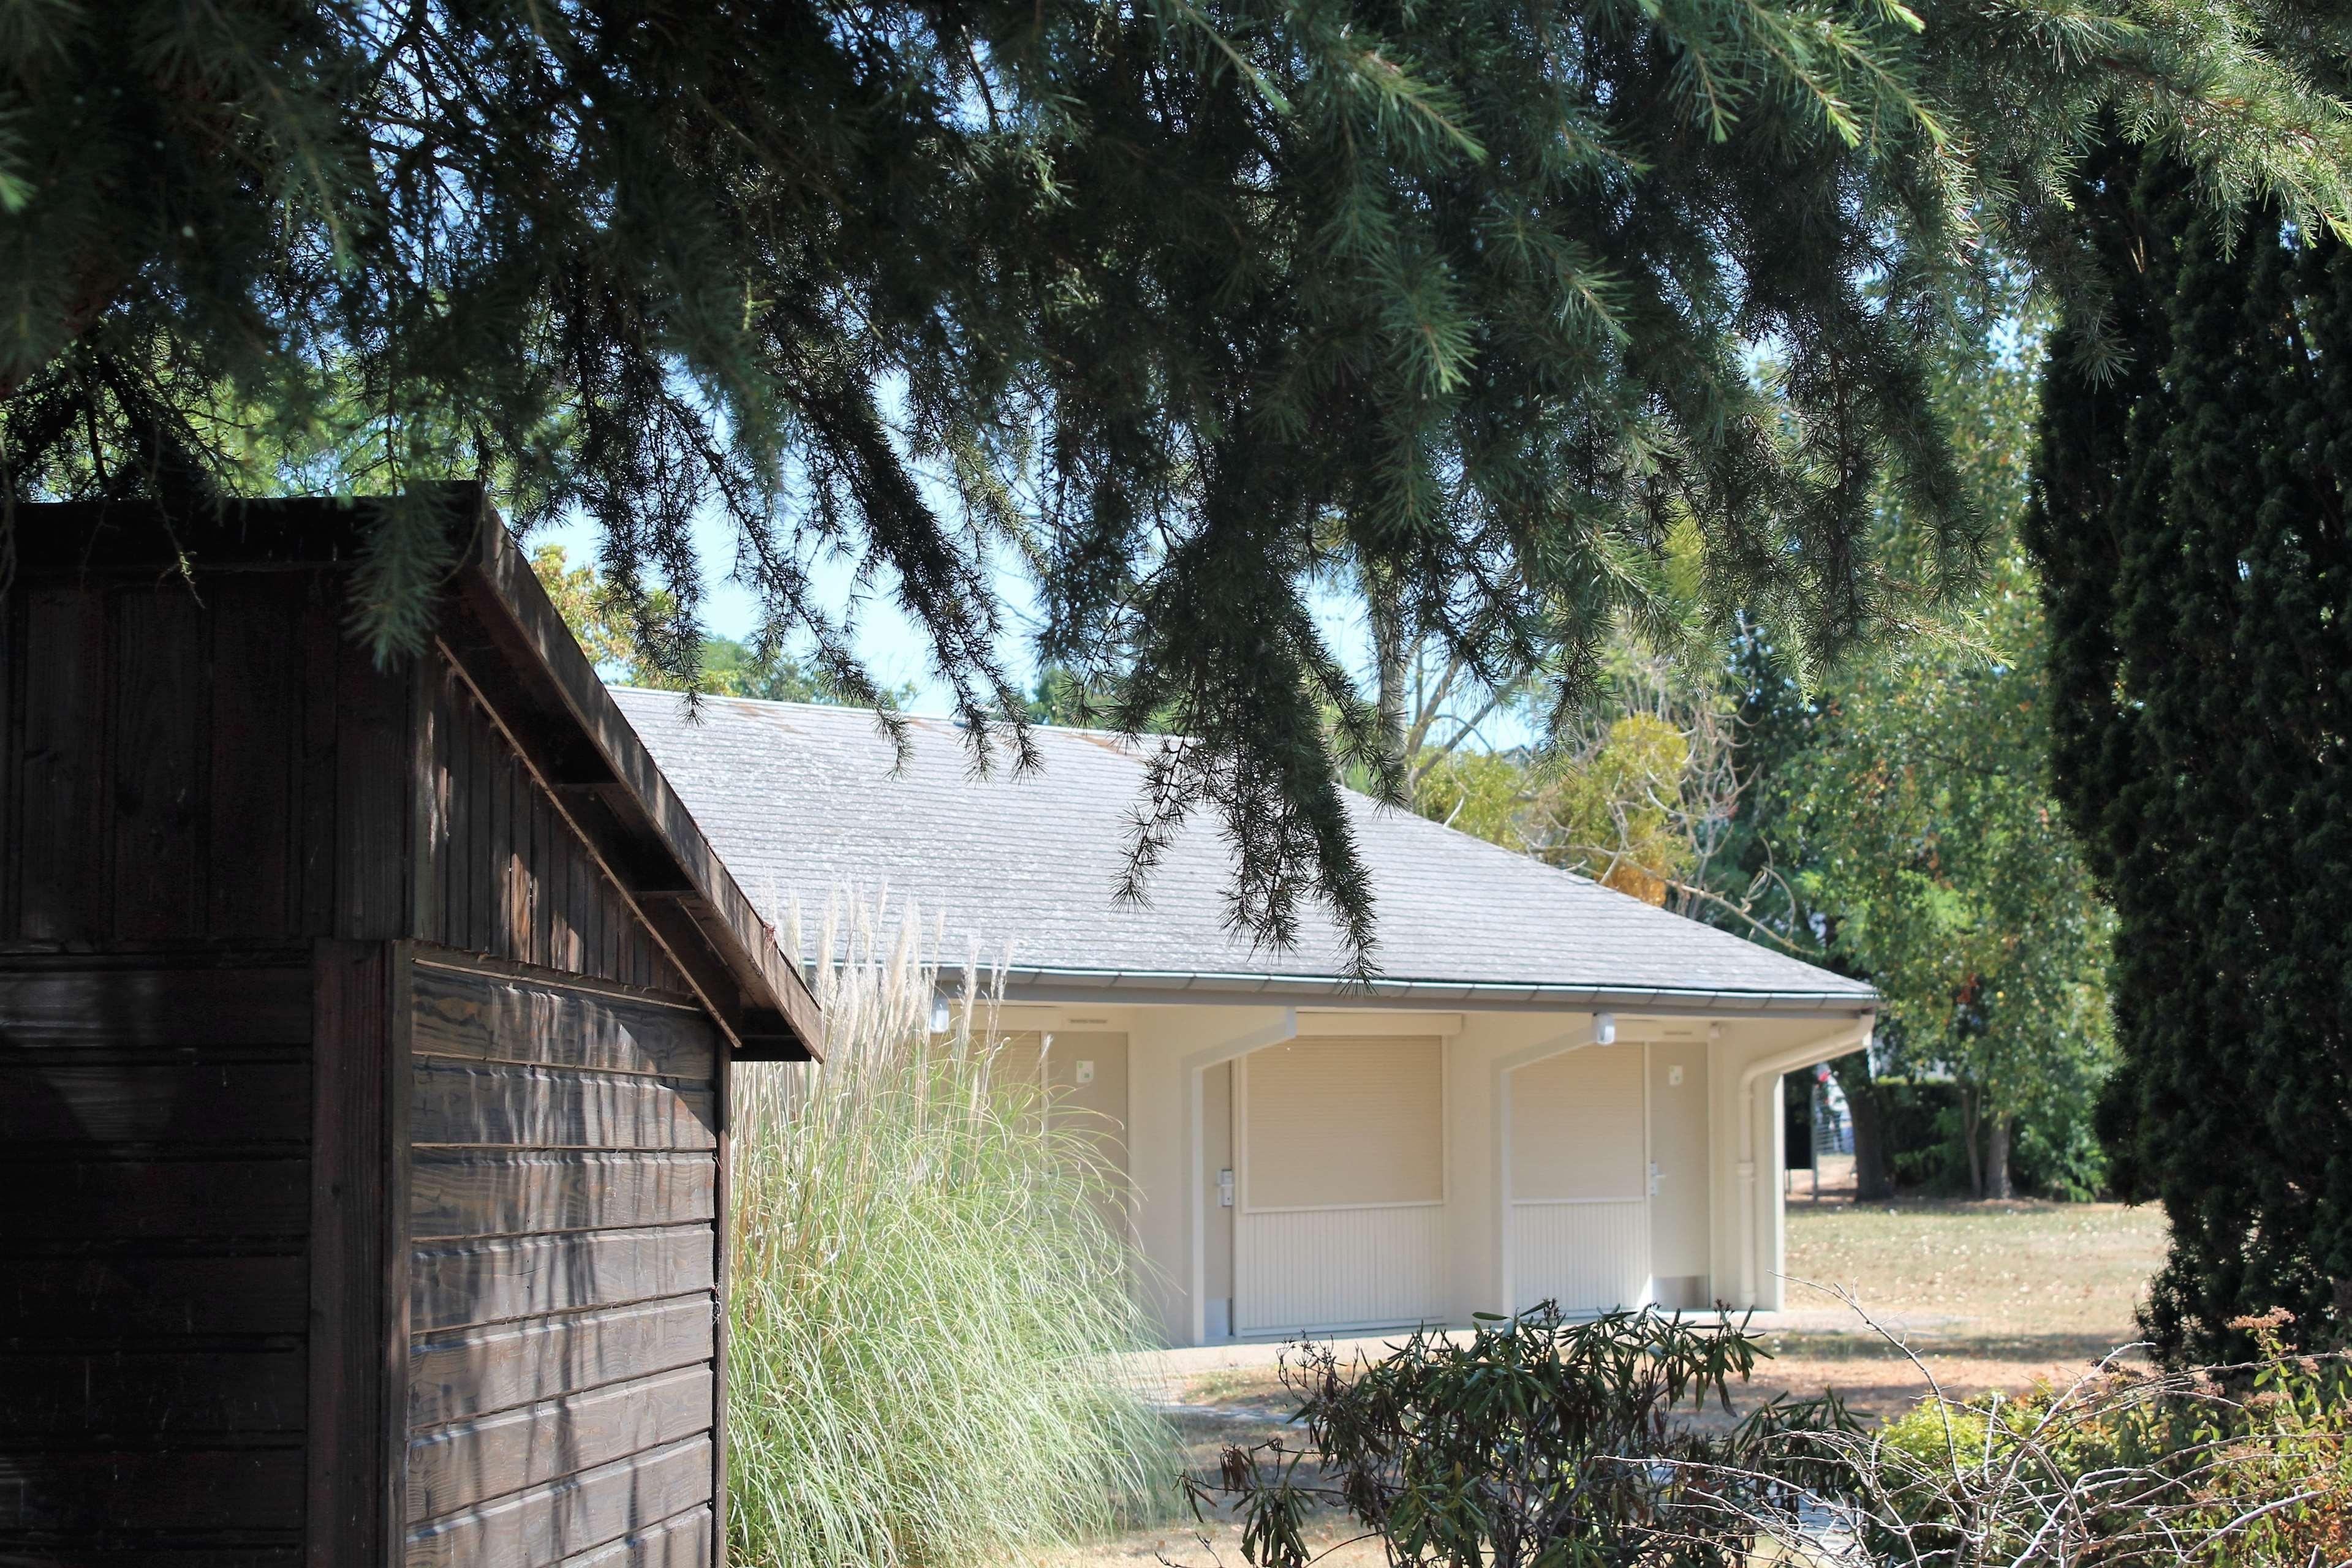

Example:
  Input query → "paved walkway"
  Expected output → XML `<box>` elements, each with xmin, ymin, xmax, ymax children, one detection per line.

<box><xmin>1122</xmin><ymin>1304</ymin><xmax>1965</xmax><ymax>1401</ymax></box>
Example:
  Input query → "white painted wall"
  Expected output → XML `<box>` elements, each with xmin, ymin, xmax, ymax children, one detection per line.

<box><xmin>991</xmin><ymin>999</ymin><xmax>1870</xmax><ymax>1344</ymax></box>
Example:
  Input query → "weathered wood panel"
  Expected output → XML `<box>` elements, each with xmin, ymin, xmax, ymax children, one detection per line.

<box><xmin>0</xmin><ymin>967</ymin><xmax>311</xmax><ymax>1047</ymax></box>
<box><xmin>0</xmin><ymin>1447</ymin><xmax>304</xmax><ymax>1533</ymax></box>
<box><xmin>113</xmin><ymin>590</ymin><xmax>210</xmax><ymax>942</ymax></box>
<box><xmin>708</xmin><ymin>1041</ymin><xmax>732</xmax><ymax>1559</ymax></box>
<box><xmin>411</xmin><ymin>1061</ymin><xmax>717</xmax><ymax>1150</ymax></box>
<box><xmin>0</xmin><ymin>1348</ymin><xmax>307</xmax><ymax>1436</ymax></box>
<box><xmin>0</xmin><ymin>960</ymin><xmax>316</xmax><ymax>1567</ymax></box>
<box><xmin>0</xmin><ymin>573</ymin><xmax>362</xmax><ymax>952</ymax></box>
<box><xmin>408</xmin><ymin>1298</ymin><xmax>715</xmax><ymax>1430</ymax></box>
<box><xmin>0</xmin><ymin>590</ymin><xmax>17</xmax><ymax>945</ymax></box>
<box><xmin>410</xmin><ymin>1151</ymin><xmax>716</xmax><ymax>1241</ymax></box>
<box><xmin>418</xmin><ymin>666</ymin><xmax>690</xmax><ymax>997</ymax></box>
<box><xmin>4</xmin><ymin>1254</ymin><xmax>310</xmax><ymax>1338</ymax></box>
<box><xmin>16</xmin><ymin>589</ymin><xmax>112</xmax><ymax>944</ymax></box>
<box><xmin>7</xmin><ymin>1158</ymin><xmax>311</xmax><ymax>1240</ymax></box>
<box><xmin>412</xmin><ymin>965</ymin><xmax>717</xmax><ymax>1079</ymax></box>
<box><xmin>0</xmin><ymin>1061</ymin><xmax>310</xmax><ymax>1147</ymax></box>
<box><xmin>0</xmin><ymin>1551</ymin><xmax>303</xmax><ymax>1568</ymax></box>
<box><xmin>402</xmin><ymin>1434</ymin><xmax>713</xmax><ymax>1568</ymax></box>
<box><xmin>407</xmin><ymin>1365</ymin><xmax>713</xmax><ymax>1521</ymax></box>
<box><xmin>409</xmin><ymin>1228</ymin><xmax>715</xmax><ymax>1333</ymax></box>
<box><xmin>206</xmin><ymin>579</ymin><xmax>302</xmax><ymax>941</ymax></box>
<box><xmin>335</xmin><ymin>627</ymin><xmax>413</xmax><ymax>942</ymax></box>
<box><xmin>403</xmin><ymin>958</ymin><xmax>724</xmax><ymax>1564</ymax></box>
<box><xmin>294</xmin><ymin>581</ymin><xmax>343</xmax><ymax>937</ymax></box>
<box><xmin>307</xmin><ymin>940</ymin><xmax>404</xmax><ymax>1568</ymax></box>
<box><xmin>554</xmin><ymin>1506</ymin><xmax>713</xmax><ymax>1568</ymax></box>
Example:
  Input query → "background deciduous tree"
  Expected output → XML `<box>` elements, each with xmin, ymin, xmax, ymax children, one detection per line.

<box><xmin>533</xmin><ymin>545</ymin><xmax>863</xmax><ymax>704</ymax></box>
<box><xmin>1766</xmin><ymin>541</ymin><xmax>2116</xmax><ymax>1202</ymax></box>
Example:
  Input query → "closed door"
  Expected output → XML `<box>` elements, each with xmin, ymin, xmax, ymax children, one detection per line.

<box><xmin>1647</xmin><ymin>1044</ymin><xmax>1710</xmax><ymax>1310</ymax></box>
<box><xmin>1507</xmin><ymin>1044</ymin><xmax>1649</xmax><ymax>1314</ymax></box>
<box><xmin>1234</xmin><ymin>1037</ymin><xmax>1447</xmax><ymax>1335</ymax></box>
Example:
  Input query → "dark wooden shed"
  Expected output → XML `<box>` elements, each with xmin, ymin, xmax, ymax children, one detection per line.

<box><xmin>0</xmin><ymin>491</ymin><xmax>821</xmax><ymax>1567</ymax></box>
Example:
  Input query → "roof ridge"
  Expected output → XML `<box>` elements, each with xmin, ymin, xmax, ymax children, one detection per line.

<box><xmin>610</xmin><ymin>685</ymin><xmax>1155</xmax><ymax>745</ymax></box>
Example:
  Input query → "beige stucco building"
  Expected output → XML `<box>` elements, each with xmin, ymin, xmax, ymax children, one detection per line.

<box><xmin>622</xmin><ymin>692</ymin><xmax>1877</xmax><ymax>1347</ymax></box>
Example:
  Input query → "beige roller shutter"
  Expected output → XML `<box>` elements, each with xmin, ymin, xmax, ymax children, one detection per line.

<box><xmin>1244</xmin><ymin>1037</ymin><xmax>1443</xmax><ymax>1208</ymax></box>
<box><xmin>1236</xmin><ymin>1036</ymin><xmax>1448</xmax><ymax>1333</ymax></box>
<box><xmin>1507</xmin><ymin>1042</ymin><xmax>1649</xmax><ymax>1314</ymax></box>
<box><xmin>1510</xmin><ymin>1043</ymin><xmax>1645</xmax><ymax>1200</ymax></box>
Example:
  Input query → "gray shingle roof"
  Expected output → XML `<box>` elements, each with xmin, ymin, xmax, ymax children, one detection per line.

<box><xmin>614</xmin><ymin>690</ymin><xmax>1877</xmax><ymax>1015</ymax></box>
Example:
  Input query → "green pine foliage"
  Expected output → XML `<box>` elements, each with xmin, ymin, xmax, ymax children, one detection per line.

<box><xmin>2032</xmin><ymin>148</ymin><xmax>2352</xmax><ymax>1360</ymax></box>
<box><xmin>7</xmin><ymin>1</ymin><xmax>2352</xmax><ymax>963</ymax></box>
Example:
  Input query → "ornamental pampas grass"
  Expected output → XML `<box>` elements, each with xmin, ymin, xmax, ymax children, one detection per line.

<box><xmin>726</xmin><ymin>894</ymin><xmax>1176</xmax><ymax>1568</ymax></box>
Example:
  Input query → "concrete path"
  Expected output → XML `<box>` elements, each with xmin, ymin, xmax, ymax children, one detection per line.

<box><xmin>1121</xmin><ymin>1304</ymin><xmax>1965</xmax><ymax>1401</ymax></box>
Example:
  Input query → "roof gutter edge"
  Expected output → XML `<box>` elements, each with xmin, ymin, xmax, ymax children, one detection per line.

<box><xmin>988</xmin><ymin>965</ymin><xmax>1878</xmax><ymax>1018</ymax></box>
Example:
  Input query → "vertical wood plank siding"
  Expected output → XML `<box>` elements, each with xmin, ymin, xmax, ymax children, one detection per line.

<box><xmin>404</xmin><ymin>961</ymin><xmax>724</xmax><ymax>1567</ymax></box>
<box><xmin>0</xmin><ymin>582</ymin><xmax>685</xmax><ymax>1003</ymax></box>
<box><xmin>1</xmin><ymin>576</ymin><xmax>345</xmax><ymax>952</ymax></box>
<box><xmin>418</xmin><ymin>662</ymin><xmax>687</xmax><ymax>995</ymax></box>
<box><xmin>0</xmin><ymin>965</ymin><xmax>313</xmax><ymax>1566</ymax></box>
<box><xmin>1233</xmin><ymin>1204</ymin><xmax>1450</xmax><ymax>1335</ymax></box>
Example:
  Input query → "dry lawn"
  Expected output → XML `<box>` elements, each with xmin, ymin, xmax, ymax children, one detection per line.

<box><xmin>1006</xmin><ymin>1197</ymin><xmax>2169</xmax><ymax>1566</ymax></box>
<box><xmin>1750</xmin><ymin>1196</ymin><xmax>2166</xmax><ymax>1422</ymax></box>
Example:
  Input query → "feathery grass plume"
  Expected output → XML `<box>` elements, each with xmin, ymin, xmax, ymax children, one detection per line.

<box><xmin>727</xmin><ymin>893</ymin><xmax>1178</xmax><ymax>1568</ymax></box>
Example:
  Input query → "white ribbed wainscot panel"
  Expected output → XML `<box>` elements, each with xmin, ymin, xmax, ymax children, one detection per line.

<box><xmin>1235</xmin><ymin>1204</ymin><xmax>1448</xmax><ymax>1334</ymax></box>
<box><xmin>1511</xmin><ymin>1198</ymin><xmax>1649</xmax><ymax>1314</ymax></box>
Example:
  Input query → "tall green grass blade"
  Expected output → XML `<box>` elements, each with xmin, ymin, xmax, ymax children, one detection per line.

<box><xmin>727</xmin><ymin>896</ymin><xmax>1179</xmax><ymax>1568</ymax></box>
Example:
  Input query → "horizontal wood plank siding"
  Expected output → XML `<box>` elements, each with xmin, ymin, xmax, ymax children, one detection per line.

<box><xmin>409</xmin><ymin>1227</ymin><xmax>716</xmax><ymax>1333</ymax></box>
<box><xmin>406</xmin><ymin>1365</ymin><xmax>713</xmax><ymax>1521</ymax></box>
<box><xmin>406</xmin><ymin>962</ymin><xmax>723</xmax><ymax>1566</ymax></box>
<box><xmin>403</xmin><ymin>1435</ymin><xmax>713</xmax><ymax>1568</ymax></box>
<box><xmin>0</xmin><ymin>963</ymin><xmax>312</xmax><ymax>1563</ymax></box>
<box><xmin>0</xmin><ymin>1348</ymin><xmax>308</xmax><ymax>1436</ymax></box>
<box><xmin>409</xmin><ymin>1299</ymin><xmax>714</xmax><ymax>1431</ymax></box>
<box><xmin>411</xmin><ymin>1151</ymin><xmax>717</xmax><ymax>1241</ymax></box>
<box><xmin>412</xmin><ymin>963</ymin><xmax>717</xmax><ymax>1079</ymax></box>
<box><xmin>553</xmin><ymin>1505</ymin><xmax>713</xmax><ymax>1568</ymax></box>
<box><xmin>412</xmin><ymin>1061</ymin><xmax>718</xmax><ymax>1151</ymax></box>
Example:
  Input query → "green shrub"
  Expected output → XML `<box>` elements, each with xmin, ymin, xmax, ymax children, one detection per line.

<box><xmin>1189</xmin><ymin>1305</ymin><xmax>1862</xmax><ymax>1568</ymax></box>
<box><xmin>1862</xmin><ymin>1310</ymin><xmax>2352</xmax><ymax>1566</ymax></box>
<box><xmin>1192</xmin><ymin>1303</ymin><xmax>2350</xmax><ymax>1567</ymax></box>
<box><xmin>1873</xmin><ymin>1076</ymin><xmax>2108</xmax><ymax>1201</ymax></box>
<box><xmin>725</xmin><ymin>901</ymin><xmax>1178</xmax><ymax>1568</ymax></box>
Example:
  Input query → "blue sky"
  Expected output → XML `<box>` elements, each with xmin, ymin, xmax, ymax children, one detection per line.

<box><xmin>526</xmin><ymin>503</ymin><xmax>1538</xmax><ymax>750</ymax></box>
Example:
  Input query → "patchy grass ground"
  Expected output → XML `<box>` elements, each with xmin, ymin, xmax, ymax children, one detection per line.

<box><xmin>1007</xmin><ymin>1197</ymin><xmax>2170</xmax><ymax>1566</ymax></box>
<box><xmin>1748</xmin><ymin>1196</ymin><xmax>2167</xmax><ymax>1423</ymax></box>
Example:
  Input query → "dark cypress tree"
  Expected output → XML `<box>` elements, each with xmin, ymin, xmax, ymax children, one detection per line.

<box><xmin>2032</xmin><ymin>152</ymin><xmax>2352</xmax><ymax>1359</ymax></box>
